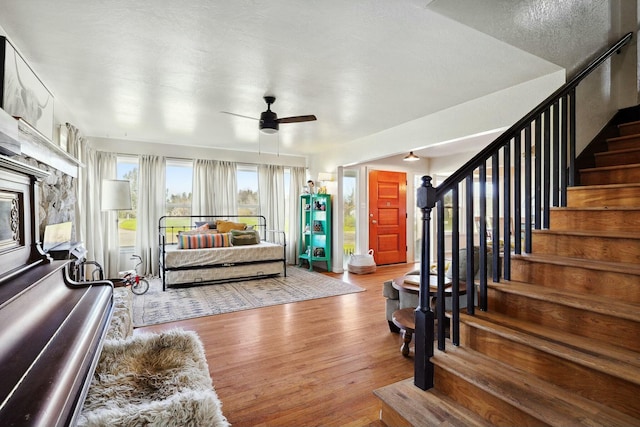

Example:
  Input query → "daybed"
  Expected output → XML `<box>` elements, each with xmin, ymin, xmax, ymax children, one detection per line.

<box><xmin>159</xmin><ymin>215</ymin><xmax>287</xmax><ymax>290</ymax></box>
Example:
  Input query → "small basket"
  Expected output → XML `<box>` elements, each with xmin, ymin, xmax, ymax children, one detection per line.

<box><xmin>348</xmin><ymin>249</ymin><xmax>377</xmax><ymax>274</ymax></box>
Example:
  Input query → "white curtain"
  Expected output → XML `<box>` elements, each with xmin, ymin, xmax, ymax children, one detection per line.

<box><xmin>78</xmin><ymin>147</ymin><xmax>118</xmax><ymax>278</ymax></box>
<box><xmin>67</xmin><ymin>123</ymin><xmax>84</xmax><ymax>252</ymax></box>
<box><xmin>288</xmin><ymin>166</ymin><xmax>306</xmax><ymax>263</ymax></box>
<box><xmin>258</xmin><ymin>164</ymin><xmax>285</xmax><ymax>231</ymax></box>
<box><xmin>192</xmin><ymin>160</ymin><xmax>237</xmax><ymax>215</ymax></box>
<box><xmin>135</xmin><ymin>155</ymin><xmax>165</xmax><ymax>276</ymax></box>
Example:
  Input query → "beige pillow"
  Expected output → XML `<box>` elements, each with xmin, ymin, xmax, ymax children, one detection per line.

<box><xmin>216</xmin><ymin>220</ymin><xmax>247</xmax><ymax>233</ymax></box>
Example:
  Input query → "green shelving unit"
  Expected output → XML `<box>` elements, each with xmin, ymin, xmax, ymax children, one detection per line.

<box><xmin>298</xmin><ymin>193</ymin><xmax>331</xmax><ymax>272</ymax></box>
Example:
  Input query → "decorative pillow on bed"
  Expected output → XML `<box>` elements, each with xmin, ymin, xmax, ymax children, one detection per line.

<box><xmin>178</xmin><ymin>232</ymin><xmax>232</xmax><ymax>249</ymax></box>
<box><xmin>230</xmin><ymin>229</ymin><xmax>260</xmax><ymax>246</ymax></box>
<box><xmin>195</xmin><ymin>221</ymin><xmax>217</xmax><ymax>229</ymax></box>
<box><xmin>216</xmin><ymin>220</ymin><xmax>247</xmax><ymax>233</ymax></box>
<box><xmin>179</xmin><ymin>228</ymin><xmax>219</xmax><ymax>236</ymax></box>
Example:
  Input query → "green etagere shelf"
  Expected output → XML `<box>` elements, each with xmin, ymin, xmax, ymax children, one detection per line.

<box><xmin>298</xmin><ymin>193</ymin><xmax>331</xmax><ymax>272</ymax></box>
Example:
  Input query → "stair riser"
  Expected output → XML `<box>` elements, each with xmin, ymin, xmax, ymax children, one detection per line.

<box><xmin>510</xmin><ymin>258</ymin><xmax>640</xmax><ymax>303</ymax></box>
<box><xmin>550</xmin><ymin>209</ymin><xmax>640</xmax><ymax>232</ymax></box>
<box><xmin>459</xmin><ymin>323</ymin><xmax>640</xmax><ymax>418</ymax></box>
<box><xmin>617</xmin><ymin>123</ymin><xmax>640</xmax><ymax>136</ymax></box>
<box><xmin>486</xmin><ymin>288</ymin><xmax>640</xmax><ymax>352</ymax></box>
<box><xmin>608</xmin><ymin>139</ymin><xmax>640</xmax><ymax>151</ymax></box>
<box><xmin>595</xmin><ymin>150</ymin><xmax>640</xmax><ymax>167</ymax></box>
<box><xmin>580</xmin><ymin>165</ymin><xmax>640</xmax><ymax>185</ymax></box>
<box><xmin>435</xmin><ymin>367</ymin><xmax>544</xmax><ymax>426</ymax></box>
<box><xmin>532</xmin><ymin>233</ymin><xmax>640</xmax><ymax>263</ymax></box>
<box><xmin>567</xmin><ymin>186</ymin><xmax>640</xmax><ymax>208</ymax></box>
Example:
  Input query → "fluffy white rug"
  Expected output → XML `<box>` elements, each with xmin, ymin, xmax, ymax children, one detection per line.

<box><xmin>78</xmin><ymin>329</ymin><xmax>229</xmax><ymax>427</ymax></box>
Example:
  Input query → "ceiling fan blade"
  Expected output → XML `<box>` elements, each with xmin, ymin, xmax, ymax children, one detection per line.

<box><xmin>220</xmin><ymin>111</ymin><xmax>259</xmax><ymax>120</ymax></box>
<box><xmin>277</xmin><ymin>115</ymin><xmax>317</xmax><ymax>124</ymax></box>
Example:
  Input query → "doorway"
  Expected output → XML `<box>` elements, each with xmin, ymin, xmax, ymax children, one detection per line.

<box><xmin>368</xmin><ymin>170</ymin><xmax>407</xmax><ymax>265</ymax></box>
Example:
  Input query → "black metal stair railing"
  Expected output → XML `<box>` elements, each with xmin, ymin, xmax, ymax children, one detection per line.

<box><xmin>413</xmin><ymin>32</ymin><xmax>633</xmax><ymax>391</ymax></box>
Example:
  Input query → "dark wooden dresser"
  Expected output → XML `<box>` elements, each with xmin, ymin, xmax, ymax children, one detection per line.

<box><xmin>0</xmin><ymin>156</ymin><xmax>113</xmax><ymax>426</ymax></box>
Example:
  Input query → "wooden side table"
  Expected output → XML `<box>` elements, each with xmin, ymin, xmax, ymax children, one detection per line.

<box><xmin>390</xmin><ymin>274</ymin><xmax>466</xmax><ymax>356</ymax></box>
<box><xmin>391</xmin><ymin>307</ymin><xmax>415</xmax><ymax>357</ymax></box>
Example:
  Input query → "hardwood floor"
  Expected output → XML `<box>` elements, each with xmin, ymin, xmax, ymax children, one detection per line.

<box><xmin>136</xmin><ymin>263</ymin><xmax>417</xmax><ymax>427</ymax></box>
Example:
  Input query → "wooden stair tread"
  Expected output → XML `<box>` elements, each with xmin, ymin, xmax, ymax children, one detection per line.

<box><xmin>550</xmin><ymin>206</ymin><xmax>640</xmax><ymax>211</ymax></box>
<box><xmin>512</xmin><ymin>252</ymin><xmax>640</xmax><ymax>277</ymax></box>
<box><xmin>595</xmin><ymin>146</ymin><xmax>640</xmax><ymax>156</ymax></box>
<box><xmin>373</xmin><ymin>378</ymin><xmax>494</xmax><ymax>427</ymax></box>
<box><xmin>432</xmin><ymin>346</ymin><xmax>639</xmax><ymax>426</ymax></box>
<box><xmin>580</xmin><ymin>162</ymin><xmax>640</xmax><ymax>172</ymax></box>
<box><xmin>568</xmin><ymin>182</ymin><xmax>640</xmax><ymax>191</ymax></box>
<box><xmin>532</xmin><ymin>228</ymin><xmax>640</xmax><ymax>240</ymax></box>
<box><xmin>458</xmin><ymin>307</ymin><xmax>640</xmax><ymax>379</ymax></box>
<box><xmin>608</xmin><ymin>133</ymin><xmax>640</xmax><ymax>143</ymax></box>
<box><xmin>488</xmin><ymin>278</ymin><xmax>640</xmax><ymax>324</ymax></box>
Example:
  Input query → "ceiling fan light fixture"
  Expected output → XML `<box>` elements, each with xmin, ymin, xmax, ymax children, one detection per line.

<box><xmin>403</xmin><ymin>151</ymin><xmax>420</xmax><ymax>161</ymax></box>
<box><xmin>260</xmin><ymin>125</ymin><xmax>278</xmax><ymax>134</ymax></box>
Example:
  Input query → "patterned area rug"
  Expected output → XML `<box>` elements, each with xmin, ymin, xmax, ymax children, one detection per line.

<box><xmin>132</xmin><ymin>267</ymin><xmax>365</xmax><ymax>327</ymax></box>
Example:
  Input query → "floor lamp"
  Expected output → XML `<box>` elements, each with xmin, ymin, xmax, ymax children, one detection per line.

<box><xmin>101</xmin><ymin>179</ymin><xmax>132</xmax><ymax>276</ymax></box>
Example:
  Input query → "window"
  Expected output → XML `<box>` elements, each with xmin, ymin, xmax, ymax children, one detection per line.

<box><xmin>237</xmin><ymin>165</ymin><xmax>259</xmax><ymax>216</ymax></box>
<box><xmin>343</xmin><ymin>170</ymin><xmax>357</xmax><ymax>267</ymax></box>
<box><xmin>116</xmin><ymin>156</ymin><xmax>138</xmax><ymax>248</ymax></box>
<box><xmin>166</xmin><ymin>159</ymin><xmax>193</xmax><ymax>216</ymax></box>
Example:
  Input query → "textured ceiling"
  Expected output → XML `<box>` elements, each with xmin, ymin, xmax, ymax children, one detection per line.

<box><xmin>0</xmin><ymin>1</ymin><xmax>562</xmax><ymax>159</ymax></box>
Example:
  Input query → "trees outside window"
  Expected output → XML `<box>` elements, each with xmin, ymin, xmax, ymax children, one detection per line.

<box><xmin>117</xmin><ymin>156</ymin><xmax>138</xmax><ymax>247</ymax></box>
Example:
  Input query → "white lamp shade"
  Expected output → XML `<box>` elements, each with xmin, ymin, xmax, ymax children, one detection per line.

<box><xmin>101</xmin><ymin>179</ymin><xmax>132</xmax><ymax>211</ymax></box>
<box><xmin>317</xmin><ymin>172</ymin><xmax>335</xmax><ymax>182</ymax></box>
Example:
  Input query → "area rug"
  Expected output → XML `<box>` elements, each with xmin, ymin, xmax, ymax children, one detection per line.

<box><xmin>132</xmin><ymin>267</ymin><xmax>365</xmax><ymax>327</ymax></box>
<box><xmin>79</xmin><ymin>329</ymin><xmax>229</xmax><ymax>427</ymax></box>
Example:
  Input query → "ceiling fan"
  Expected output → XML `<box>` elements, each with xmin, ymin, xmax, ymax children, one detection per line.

<box><xmin>222</xmin><ymin>96</ymin><xmax>317</xmax><ymax>134</ymax></box>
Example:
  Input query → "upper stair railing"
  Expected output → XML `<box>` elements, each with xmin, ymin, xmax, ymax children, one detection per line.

<box><xmin>413</xmin><ymin>32</ymin><xmax>633</xmax><ymax>390</ymax></box>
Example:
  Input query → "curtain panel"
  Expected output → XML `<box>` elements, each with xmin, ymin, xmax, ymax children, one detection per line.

<box><xmin>287</xmin><ymin>166</ymin><xmax>306</xmax><ymax>263</ymax></box>
<box><xmin>78</xmin><ymin>149</ymin><xmax>118</xmax><ymax>278</ymax></box>
<box><xmin>258</xmin><ymin>164</ymin><xmax>285</xmax><ymax>233</ymax></box>
<box><xmin>192</xmin><ymin>160</ymin><xmax>237</xmax><ymax>215</ymax></box>
<box><xmin>135</xmin><ymin>155</ymin><xmax>165</xmax><ymax>276</ymax></box>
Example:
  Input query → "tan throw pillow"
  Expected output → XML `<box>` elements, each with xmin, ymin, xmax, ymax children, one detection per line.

<box><xmin>216</xmin><ymin>220</ymin><xmax>247</xmax><ymax>233</ymax></box>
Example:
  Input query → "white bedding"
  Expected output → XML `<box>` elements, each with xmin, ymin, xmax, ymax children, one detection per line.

<box><xmin>163</xmin><ymin>241</ymin><xmax>283</xmax><ymax>268</ymax></box>
<box><xmin>161</xmin><ymin>241</ymin><xmax>285</xmax><ymax>286</ymax></box>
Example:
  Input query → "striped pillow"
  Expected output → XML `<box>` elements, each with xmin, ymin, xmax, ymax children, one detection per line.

<box><xmin>178</xmin><ymin>232</ymin><xmax>232</xmax><ymax>249</ymax></box>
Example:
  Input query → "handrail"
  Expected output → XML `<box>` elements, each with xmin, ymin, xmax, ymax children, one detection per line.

<box><xmin>436</xmin><ymin>32</ymin><xmax>633</xmax><ymax>198</ymax></box>
<box><xmin>413</xmin><ymin>32</ymin><xmax>634</xmax><ymax>391</ymax></box>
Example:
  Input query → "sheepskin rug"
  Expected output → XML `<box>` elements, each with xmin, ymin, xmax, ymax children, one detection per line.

<box><xmin>105</xmin><ymin>287</ymin><xmax>133</xmax><ymax>341</ymax></box>
<box><xmin>78</xmin><ymin>329</ymin><xmax>229</xmax><ymax>427</ymax></box>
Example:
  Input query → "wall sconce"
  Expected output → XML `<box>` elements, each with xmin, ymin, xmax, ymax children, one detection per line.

<box><xmin>403</xmin><ymin>151</ymin><xmax>420</xmax><ymax>162</ymax></box>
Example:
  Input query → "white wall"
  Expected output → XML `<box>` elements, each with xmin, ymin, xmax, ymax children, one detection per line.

<box><xmin>309</xmin><ymin>70</ymin><xmax>565</xmax><ymax>174</ymax></box>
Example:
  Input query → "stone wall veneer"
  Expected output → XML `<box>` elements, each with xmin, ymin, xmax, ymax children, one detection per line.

<box><xmin>14</xmin><ymin>154</ymin><xmax>76</xmax><ymax>241</ymax></box>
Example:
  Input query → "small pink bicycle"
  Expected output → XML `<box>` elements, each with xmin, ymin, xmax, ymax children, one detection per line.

<box><xmin>120</xmin><ymin>255</ymin><xmax>149</xmax><ymax>295</ymax></box>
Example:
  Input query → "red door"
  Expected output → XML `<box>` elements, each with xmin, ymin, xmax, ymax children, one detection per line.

<box><xmin>368</xmin><ymin>170</ymin><xmax>407</xmax><ymax>265</ymax></box>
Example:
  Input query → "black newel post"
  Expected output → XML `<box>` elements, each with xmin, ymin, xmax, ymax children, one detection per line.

<box><xmin>414</xmin><ymin>175</ymin><xmax>436</xmax><ymax>390</ymax></box>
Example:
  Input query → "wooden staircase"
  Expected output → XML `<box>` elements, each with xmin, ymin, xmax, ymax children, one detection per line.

<box><xmin>374</xmin><ymin>119</ymin><xmax>640</xmax><ymax>426</ymax></box>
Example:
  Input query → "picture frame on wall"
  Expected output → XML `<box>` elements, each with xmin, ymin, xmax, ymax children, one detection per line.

<box><xmin>0</xmin><ymin>36</ymin><xmax>54</xmax><ymax>141</ymax></box>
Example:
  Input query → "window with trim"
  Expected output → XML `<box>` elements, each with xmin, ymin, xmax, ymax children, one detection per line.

<box><xmin>237</xmin><ymin>165</ymin><xmax>259</xmax><ymax>216</ymax></box>
<box><xmin>116</xmin><ymin>156</ymin><xmax>138</xmax><ymax>248</ymax></box>
<box><xmin>166</xmin><ymin>159</ymin><xmax>193</xmax><ymax>216</ymax></box>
